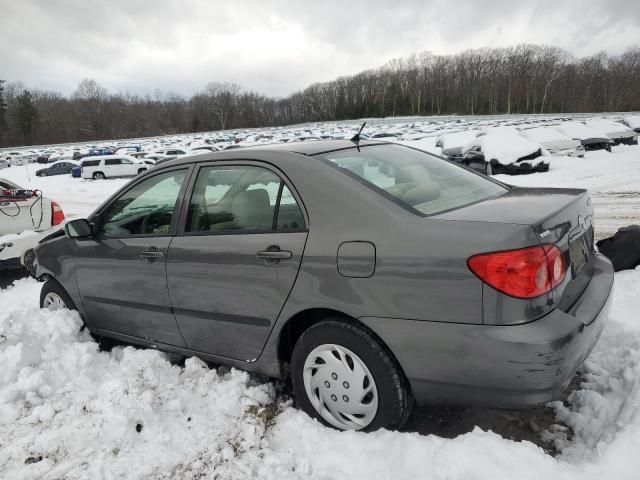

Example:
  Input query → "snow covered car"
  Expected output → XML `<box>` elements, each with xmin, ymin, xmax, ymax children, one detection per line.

<box><xmin>520</xmin><ymin>126</ymin><xmax>585</xmax><ymax>157</ymax></box>
<box><xmin>461</xmin><ymin>129</ymin><xmax>550</xmax><ymax>175</ymax></box>
<box><xmin>585</xmin><ymin>118</ymin><xmax>638</xmax><ymax>146</ymax></box>
<box><xmin>81</xmin><ymin>155</ymin><xmax>148</xmax><ymax>179</ymax></box>
<box><xmin>0</xmin><ymin>178</ymin><xmax>65</xmax><ymax>271</ymax></box>
<box><xmin>30</xmin><ymin>141</ymin><xmax>613</xmax><ymax>432</ymax></box>
<box><xmin>623</xmin><ymin>115</ymin><xmax>640</xmax><ymax>134</ymax></box>
<box><xmin>36</xmin><ymin>160</ymin><xmax>80</xmax><ymax>177</ymax></box>
<box><xmin>436</xmin><ymin>130</ymin><xmax>481</xmax><ymax>163</ymax></box>
<box><xmin>556</xmin><ymin>122</ymin><xmax>614</xmax><ymax>152</ymax></box>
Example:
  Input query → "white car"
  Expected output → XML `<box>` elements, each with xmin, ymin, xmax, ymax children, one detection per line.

<box><xmin>81</xmin><ymin>155</ymin><xmax>148</xmax><ymax>180</ymax></box>
<box><xmin>0</xmin><ymin>177</ymin><xmax>65</xmax><ymax>271</ymax></box>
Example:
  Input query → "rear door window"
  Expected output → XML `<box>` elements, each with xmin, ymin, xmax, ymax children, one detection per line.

<box><xmin>185</xmin><ymin>165</ymin><xmax>305</xmax><ymax>233</ymax></box>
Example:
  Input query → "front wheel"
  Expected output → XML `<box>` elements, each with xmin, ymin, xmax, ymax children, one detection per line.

<box><xmin>291</xmin><ymin>319</ymin><xmax>413</xmax><ymax>432</ymax></box>
<box><xmin>39</xmin><ymin>171</ymin><xmax>47</xmax><ymax>177</ymax></box>
<box><xmin>40</xmin><ymin>278</ymin><xmax>77</xmax><ymax>311</ymax></box>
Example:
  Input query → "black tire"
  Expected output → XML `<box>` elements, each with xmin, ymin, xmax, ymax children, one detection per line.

<box><xmin>138</xmin><ymin>168</ymin><xmax>146</xmax><ymax>175</ymax></box>
<box><xmin>290</xmin><ymin>319</ymin><xmax>413</xmax><ymax>432</ymax></box>
<box><xmin>39</xmin><ymin>171</ymin><xmax>47</xmax><ymax>177</ymax></box>
<box><xmin>40</xmin><ymin>278</ymin><xmax>77</xmax><ymax>311</ymax></box>
<box><xmin>485</xmin><ymin>162</ymin><xmax>493</xmax><ymax>176</ymax></box>
<box><xmin>93</xmin><ymin>171</ymin><xmax>105</xmax><ymax>180</ymax></box>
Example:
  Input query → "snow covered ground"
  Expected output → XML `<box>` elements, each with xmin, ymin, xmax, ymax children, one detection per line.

<box><xmin>2</xmin><ymin>119</ymin><xmax>640</xmax><ymax>479</ymax></box>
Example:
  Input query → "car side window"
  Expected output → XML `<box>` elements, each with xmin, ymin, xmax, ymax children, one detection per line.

<box><xmin>105</xmin><ymin>158</ymin><xmax>122</xmax><ymax>166</ymax></box>
<box><xmin>185</xmin><ymin>165</ymin><xmax>305</xmax><ymax>233</ymax></box>
<box><xmin>99</xmin><ymin>170</ymin><xmax>187</xmax><ymax>238</ymax></box>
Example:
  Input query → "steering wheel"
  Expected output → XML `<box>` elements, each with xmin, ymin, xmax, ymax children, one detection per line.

<box><xmin>140</xmin><ymin>211</ymin><xmax>171</xmax><ymax>234</ymax></box>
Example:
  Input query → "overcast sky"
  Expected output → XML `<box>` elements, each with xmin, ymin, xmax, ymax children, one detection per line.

<box><xmin>1</xmin><ymin>0</ymin><xmax>638</xmax><ymax>98</ymax></box>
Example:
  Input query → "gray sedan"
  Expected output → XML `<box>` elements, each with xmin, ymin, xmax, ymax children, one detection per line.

<box><xmin>28</xmin><ymin>140</ymin><xmax>614</xmax><ymax>431</ymax></box>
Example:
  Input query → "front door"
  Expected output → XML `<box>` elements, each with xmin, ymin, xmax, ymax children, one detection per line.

<box><xmin>166</xmin><ymin>164</ymin><xmax>308</xmax><ymax>361</ymax></box>
<box><xmin>74</xmin><ymin>167</ymin><xmax>190</xmax><ymax>346</ymax></box>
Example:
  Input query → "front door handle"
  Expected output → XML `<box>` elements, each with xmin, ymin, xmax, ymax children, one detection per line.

<box><xmin>140</xmin><ymin>248</ymin><xmax>164</xmax><ymax>259</ymax></box>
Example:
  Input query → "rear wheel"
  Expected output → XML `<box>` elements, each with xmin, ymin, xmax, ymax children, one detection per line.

<box><xmin>291</xmin><ymin>319</ymin><xmax>413</xmax><ymax>431</ymax></box>
<box><xmin>138</xmin><ymin>168</ymin><xmax>146</xmax><ymax>175</ymax></box>
<box><xmin>93</xmin><ymin>171</ymin><xmax>105</xmax><ymax>180</ymax></box>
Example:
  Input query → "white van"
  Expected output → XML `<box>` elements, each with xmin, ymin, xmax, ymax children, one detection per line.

<box><xmin>81</xmin><ymin>155</ymin><xmax>148</xmax><ymax>180</ymax></box>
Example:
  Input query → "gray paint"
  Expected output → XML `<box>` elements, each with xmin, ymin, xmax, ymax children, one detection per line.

<box><xmin>32</xmin><ymin>140</ymin><xmax>615</xmax><ymax>408</ymax></box>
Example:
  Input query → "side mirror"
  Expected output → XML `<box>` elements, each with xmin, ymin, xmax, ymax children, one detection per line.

<box><xmin>65</xmin><ymin>219</ymin><xmax>93</xmax><ymax>238</ymax></box>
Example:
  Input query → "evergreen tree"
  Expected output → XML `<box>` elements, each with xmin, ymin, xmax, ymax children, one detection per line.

<box><xmin>13</xmin><ymin>89</ymin><xmax>38</xmax><ymax>145</ymax></box>
<box><xmin>0</xmin><ymin>80</ymin><xmax>7</xmax><ymax>146</ymax></box>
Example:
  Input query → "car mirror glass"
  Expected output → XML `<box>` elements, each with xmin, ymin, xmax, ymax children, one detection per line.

<box><xmin>65</xmin><ymin>219</ymin><xmax>93</xmax><ymax>238</ymax></box>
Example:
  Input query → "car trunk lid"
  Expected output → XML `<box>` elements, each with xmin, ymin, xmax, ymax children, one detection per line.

<box><xmin>436</xmin><ymin>187</ymin><xmax>595</xmax><ymax>312</ymax></box>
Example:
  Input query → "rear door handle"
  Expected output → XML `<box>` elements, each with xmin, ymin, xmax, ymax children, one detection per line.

<box><xmin>140</xmin><ymin>248</ymin><xmax>164</xmax><ymax>259</ymax></box>
<box><xmin>256</xmin><ymin>249</ymin><xmax>292</xmax><ymax>260</ymax></box>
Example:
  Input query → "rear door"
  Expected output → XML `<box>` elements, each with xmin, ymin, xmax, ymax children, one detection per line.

<box><xmin>166</xmin><ymin>162</ymin><xmax>308</xmax><ymax>361</ymax></box>
<box><xmin>74</xmin><ymin>167</ymin><xmax>191</xmax><ymax>345</ymax></box>
<box><xmin>104</xmin><ymin>157</ymin><xmax>123</xmax><ymax>176</ymax></box>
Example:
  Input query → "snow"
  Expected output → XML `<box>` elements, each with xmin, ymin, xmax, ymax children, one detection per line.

<box><xmin>461</xmin><ymin>129</ymin><xmax>546</xmax><ymax>165</ymax></box>
<box><xmin>585</xmin><ymin>119</ymin><xmax>637</xmax><ymax>138</ymax></box>
<box><xmin>624</xmin><ymin>115</ymin><xmax>640</xmax><ymax>130</ymax></box>
<box><xmin>2</xmin><ymin>114</ymin><xmax>640</xmax><ymax>478</ymax></box>
<box><xmin>520</xmin><ymin>126</ymin><xmax>582</xmax><ymax>152</ymax></box>
<box><xmin>557</xmin><ymin>122</ymin><xmax>611</xmax><ymax>142</ymax></box>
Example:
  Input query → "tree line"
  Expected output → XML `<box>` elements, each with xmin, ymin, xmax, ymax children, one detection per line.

<box><xmin>1</xmin><ymin>44</ymin><xmax>639</xmax><ymax>148</ymax></box>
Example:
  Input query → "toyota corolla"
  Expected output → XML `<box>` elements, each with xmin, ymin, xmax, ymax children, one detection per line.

<box><xmin>28</xmin><ymin>140</ymin><xmax>614</xmax><ymax>431</ymax></box>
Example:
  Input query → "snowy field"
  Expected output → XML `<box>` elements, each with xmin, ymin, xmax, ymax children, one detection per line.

<box><xmin>2</xmin><ymin>119</ymin><xmax>640</xmax><ymax>479</ymax></box>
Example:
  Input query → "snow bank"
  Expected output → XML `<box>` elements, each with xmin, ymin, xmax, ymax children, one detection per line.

<box><xmin>3</xmin><ymin>268</ymin><xmax>640</xmax><ymax>479</ymax></box>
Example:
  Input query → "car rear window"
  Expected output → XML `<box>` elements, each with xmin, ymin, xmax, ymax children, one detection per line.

<box><xmin>315</xmin><ymin>144</ymin><xmax>507</xmax><ymax>216</ymax></box>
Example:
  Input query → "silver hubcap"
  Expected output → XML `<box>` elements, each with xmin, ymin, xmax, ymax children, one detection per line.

<box><xmin>303</xmin><ymin>344</ymin><xmax>378</xmax><ymax>430</ymax></box>
<box><xmin>43</xmin><ymin>292</ymin><xmax>66</xmax><ymax>310</ymax></box>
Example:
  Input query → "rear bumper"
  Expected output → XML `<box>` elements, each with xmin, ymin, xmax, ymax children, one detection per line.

<box><xmin>361</xmin><ymin>253</ymin><xmax>614</xmax><ymax>408</ymax></box>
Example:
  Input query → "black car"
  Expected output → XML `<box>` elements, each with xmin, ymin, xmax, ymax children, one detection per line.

<box><xmin>36</xmin><ymin>161</ymin><xmax>78</xmax><ymax>177</ymax></box>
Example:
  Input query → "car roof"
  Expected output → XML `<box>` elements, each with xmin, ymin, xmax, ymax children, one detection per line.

<box><xmin>153</xmin><ymin>140</ymin><xmax>389</xmax><ymax>170</ymax></box>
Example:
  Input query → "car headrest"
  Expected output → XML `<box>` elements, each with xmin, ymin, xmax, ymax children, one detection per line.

<box><xmin>400</xmin><ymin>181</ymin><xmax>442</xmax><ymax>205</ymax></box>
<box><xmin>396</xmin><ymin>165</ymin><xmax>431</xmax><ymax>185</ymax></box>
<box><xmin>231</xmin><ymin>189</ymin><xmax>272</xmax><ymax>229</ymax></box>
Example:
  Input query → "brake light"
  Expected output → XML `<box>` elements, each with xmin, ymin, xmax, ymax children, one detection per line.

<box><xmin>467</xmin><ymin>245</ymin><xmax>566</xmax><ymax>299</ymax></box>
<box><xmin>51</xmin><ymin>200</ymin><xmax>65</xmax><ymax>226</ymax></box>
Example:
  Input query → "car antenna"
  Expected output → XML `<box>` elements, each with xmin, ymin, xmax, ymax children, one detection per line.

<box><xmin>351</xmin><ymin>121</ymin><xmax>366</xmax><ymax>143</ymax></box>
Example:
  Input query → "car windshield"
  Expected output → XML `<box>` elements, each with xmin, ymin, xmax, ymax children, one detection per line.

<box><xmin>315</xmin><ymin>144</ymin><xmax>507</xmax><ymax>215</ymax></box>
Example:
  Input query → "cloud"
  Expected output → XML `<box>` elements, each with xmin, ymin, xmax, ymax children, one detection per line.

<box><xmin>1</xmin><ymin>0</ymin><xmax>638</xmax><ymax>98</ymax></box>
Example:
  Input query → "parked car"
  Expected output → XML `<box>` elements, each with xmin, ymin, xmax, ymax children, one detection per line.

<box><xmin>0</xmin><ymin>159</ymin><xmax>10</xmax><ymax>170</ymax></box>
<box><xmin>1</xmin><ymin>177</ymin><xmax>65</xmax><ymax>271</ymax></box>
<box><xmin>36</xmin><ymin>160</ymin><xmax>79</xmax><ymax>177</ymax></box>
<box><xmin>153</xmin><ymin>148</ymin><xmax>190</xmax><ymax>165</ymax></box>
<box><xmin>556</xmin><ymin>122</ymin><xmax>614</xmax><ymax>151</ymax></box>
<box><xmin>80</xmin><ymin>155</ymin><xmax>148</xmax><ymax>179</ymax></box>
<box><xmin>520</xmin><ymin>126</ymin><xmax>585</xmax><ymax>157</ymax></box>
<box><xmin>584</xmin><ymin>118</ymin><xmax>638</xmax><ymax>146</ymax></box>
<box><xmin>623</xmin><ymin>115</ymin><xmax>640</xmax><ymax>134</ymax></box>
<box><xmin>29</xmin><ymin>140</ymin><xmax>613</xmax><ymax>432</ymax></box>
<box><xmin>461</xmin><ymin>128</ymin><xmax>551</xmax><ymax>175</ymax></box>
<box><xmin>87</xmin><ymin>147</ymin><xmax>114</xmax><ymax>156</ymax></box>
<box><xmin>436</xmin><ymin>130</ymin><xmax>481</xmax><ymax>162</ymax></box>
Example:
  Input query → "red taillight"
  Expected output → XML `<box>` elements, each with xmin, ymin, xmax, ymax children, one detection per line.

<box><xmin>467</xmin><ymin>245</ymin><xmax>566</xmax><ymax>299</ymax></box>
<box><xmin>51</xmin><ymin>200</ymin><xmax>65</xmax><ymax>226</ymax></box>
